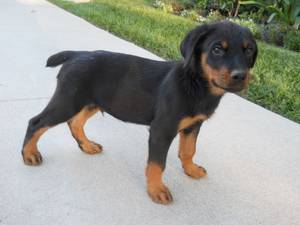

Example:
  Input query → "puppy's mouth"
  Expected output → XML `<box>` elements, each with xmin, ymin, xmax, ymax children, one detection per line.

<box><xmin>212</xmin><ymin>80</ymin><xmax>244</xmax><ymax>93</ymax></box>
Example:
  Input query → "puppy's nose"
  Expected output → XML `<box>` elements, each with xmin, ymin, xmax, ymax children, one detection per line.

<box><xmin>231</xmin><ymin>70</ymin><xmax>246</xmax><ymax>81</ymax></box>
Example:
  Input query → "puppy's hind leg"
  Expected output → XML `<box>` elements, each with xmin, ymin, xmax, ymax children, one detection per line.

<box><xmin>67</xmin><ymin>105</ymin><xmax>102</xmax><ymax>154</ymax></box>
<box><xmin>22</xmin><ymin>97</ymin><xmax>78</xmax><ymax>166</ymax></box>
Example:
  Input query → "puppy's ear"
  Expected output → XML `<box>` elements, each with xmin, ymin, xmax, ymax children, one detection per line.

<box><xmin>250</xmin><ymin>41</ymin><xmax>258</xmax><ymax>68</ymax></box>
<box><xmin>180</xmin><ymin>24</ymin><xmax>209</xmax><ymax>70</ymax></box>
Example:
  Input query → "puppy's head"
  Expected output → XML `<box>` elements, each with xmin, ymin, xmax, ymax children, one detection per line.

<box><xmin>180</xmin><ymin>21</ymin><xmax>257</xmax><ymax>95</ymax></box>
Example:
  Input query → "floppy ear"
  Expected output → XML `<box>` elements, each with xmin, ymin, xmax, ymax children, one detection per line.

<box><xmin>180</xmin><ymin>24</ymin><xmax>209</xmax><ymax>70</ymax></box>
<box><xmin>250</xmin><ymin>41</ymin><xmax>258</xmax><ymax>68</ymax></box>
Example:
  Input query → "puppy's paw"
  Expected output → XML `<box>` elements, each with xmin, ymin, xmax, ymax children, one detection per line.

<box><xmin>184</xmin><ymin>164</ymin><xmax>207</xmax><ymax>179</ymax></box>
<box><xmin>148</xmin><ymin>184</ymin><xmax>173</xmax><ymax>205</ymax></box>
<box><xmin>80</xmin><ymin>141</ymin><xmax>103</xmax><ymax>154</ymax></box>
<box><xmin>23</xmin><ymin>150</ymin><xmax>43</xmax><ymax>166</ymax></box>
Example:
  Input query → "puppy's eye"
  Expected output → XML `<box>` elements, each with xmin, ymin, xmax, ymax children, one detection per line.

<box><xmin>212</xmin><ymin>46</ymin><xmax>225</xmax><ymax>56</ymax></box>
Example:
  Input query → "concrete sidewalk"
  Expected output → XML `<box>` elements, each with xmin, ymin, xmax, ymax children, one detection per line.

<box><xmin>1</xmin><ymin>1</ymin><xmax>300</xmax><ymax>225</ymax></box>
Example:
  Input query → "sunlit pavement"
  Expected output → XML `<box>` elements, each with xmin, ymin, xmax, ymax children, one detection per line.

<box><xmin>1</xmin><ymin>1</ymin><xmax>300</xmax><ymax>225</ymax></box>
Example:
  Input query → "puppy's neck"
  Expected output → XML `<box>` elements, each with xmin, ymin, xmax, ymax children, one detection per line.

<box><xmin>180</xmin><ymin>64</ymin><xmax>224</xmax><ymax>98</ymax></box>
<box><xmin>177</xmin><ymin>63</ymin><xmax>223</xmax><ymax>115</ymax></box>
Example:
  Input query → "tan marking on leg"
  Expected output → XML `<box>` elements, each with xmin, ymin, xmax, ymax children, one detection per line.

<box><xmin>179</xmin><ymin>132</ymin><xmax>207</xmax><ymax>179</ymax></box>
<box><xmin>145</xmin><ymin>163</ymin><xmax>173</xmax><ymax>204</ymax></box>
<box><xmin>68</xmin><ymin>106</ymin><xmax>102</xmax><ymax>154</ymax></box>
<box><xmin>23</xmin><ymin>127</ymin><xmax>49</xmax><ymax>166</ymax></box>
<box><xmin>178</xmin><ymin>114</ymin><xmax>207</xmax><ymax>132</ymax></box>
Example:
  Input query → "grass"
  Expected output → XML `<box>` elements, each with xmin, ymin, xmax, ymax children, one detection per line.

<box><xmin>49</xmin><ymin>0</ymin><xmax>300</xmax><ymax>123</ymax></box>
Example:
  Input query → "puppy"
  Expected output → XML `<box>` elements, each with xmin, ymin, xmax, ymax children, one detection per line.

<box><xmin>22</xmin><ymin>21</ymin><xmax>257</xmax><ymax>204</ymax></box>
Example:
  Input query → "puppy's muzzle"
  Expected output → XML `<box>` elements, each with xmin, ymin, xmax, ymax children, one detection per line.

<box><xmin>231</xmin><ymin>70</ymin><xmax>247</xmax><ymax>82</ymax></box>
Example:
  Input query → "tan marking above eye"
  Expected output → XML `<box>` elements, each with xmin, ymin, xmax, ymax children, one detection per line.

<box><xmin>221</xmin><ymin>41</ymin><xmax>228</xmax><ymax>49</ymax></box>
<box><xmin>178</xmin><ymin>114</ymin><xmax>208</xmax><ymax>132</ymax></box>
<box><xmin>243</xmin><ymin>41</ymin><xmax>249</xmax><ymax>49</ymax></box>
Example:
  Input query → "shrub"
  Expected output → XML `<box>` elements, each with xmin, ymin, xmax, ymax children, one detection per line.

<box><xmin>262</xmin><ymin>22</ymin><xmax>291</xmax><ymax>46</ymax></box>
<box><xmin>185</xmin><ymin>9</ymin><xmax>201</xmax><ymax>21</ymax></box>
<box><xmin>284</xmin><ymin>29</ymin><xmax>300</xmax><ymax>52</ymax></box>
<box><xmin>171</xmin><ymin>2</ymin><xmax>184</xmax><ymax>15</ymax></box>
<box><xmin>152</xmin><ymin>0</ymin><xmax>300</xmax><ymax>53</ymax></box>
<box><xmin>153</xmin><ymin>0</ymin><xmax>173</xmax><ymax>13</ymax></box>
<box><xmin>229</xmin><ymin>18</ymin><xmax>262</xmax><ymax>39</ymax></box>
<box><xmin>180</xmin><ymin>9</ymin><xmax>200</xmax><ymax>21</ymax></box>
<box><xmin>240</xmin><ymin>0</ymin><xmax>300</xmax><ymax>28</ymax></box>
<box><xmin>173</xmin><ymin>0</ymin><xmax>197</xmax><ymax>9</ymax></box>
<box><xmin>197</xmin><ymin>0</ymin><xmax>234</xmax><ymax>16</ymax></box>
<box><xmin>239</xmin><ymin>9</ymin><xmax>269</xmax><ymax>24</ymax></box>
<box><xmin>195</xmin><ymin>0</ymin><xmax>208</xmax><ymax>10</ymax></box>
<box><xmin>206</xmin><ymin>10</ymin><xmax>224</xmax><ymax>22</ymax></box>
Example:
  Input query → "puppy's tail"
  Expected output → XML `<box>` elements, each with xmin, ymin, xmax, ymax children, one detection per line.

<box><xmin>46</xmin><ymin>51</ymin><xmax>77</xmax><ymax>67</ymax></box>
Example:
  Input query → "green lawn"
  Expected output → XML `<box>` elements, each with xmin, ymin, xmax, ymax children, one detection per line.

<box><xmin>49</xmin><ymin>0</ymin><xmax>300</xmax><ymax>123</ymax></box>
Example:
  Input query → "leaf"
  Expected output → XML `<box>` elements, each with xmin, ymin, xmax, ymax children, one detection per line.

<box><xmin>239</xmin><ymin>0</ymin><xmax>265</xmax><ymax>7</ymax></box>
<box><xmin>267</xmin><ymin>12</ymin><xmax>277</xmax><ymax>23</ymax></box>
<box><xmin>291</xmin><ymin>6</ymin><xmax>300</xmax><ymax>20</ymax></box>
<box><xmin>220</xmin><ymin>3</ymin><xmax>226</xmax><ymax>10</ymax></box>
<box><xmin>282</xmin><ymin>0</ymin><xmax>290</xmax><ymax>6</ymax></box>
<box><xmin>293</xmin><ymin>16</ymin><xmax>300</xmax><ymax>28</ymax></box>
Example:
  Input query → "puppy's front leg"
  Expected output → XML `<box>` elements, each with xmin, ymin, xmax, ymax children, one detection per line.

<box><xmin>179</xmin><ymin>122</ymin><xmax>207</xmax><ymax>179</ymax></box>
<box><xmin>146</xmin><ymin>121</ymin><xmax>176</xmax><ymax>205</ymax></box>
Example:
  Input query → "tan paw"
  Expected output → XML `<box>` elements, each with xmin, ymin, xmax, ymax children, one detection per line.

<box><xmin>184</xmin><ymin>164</ymin><xmax>207</xmax><ymax>179</ymax></box>
<box><xmin>80</xmin><ymin>141</ymin><xmax>103</xmax><ymax>154</ymax></box>
<box><xmin>23</xmin><ymin>150</ymin><xmax>43</xmax><ymax>166</ymax></box>
<box><xmin>147</xmin><ymin>184</ymin><xmax>173</xmax><ymax>205</ymax></box>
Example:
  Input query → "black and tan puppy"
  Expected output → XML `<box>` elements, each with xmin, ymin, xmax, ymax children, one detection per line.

<box><xmin>22</xmin><ymin>21</ymin><xmax>257</xmax><ymax>204</ymax></box>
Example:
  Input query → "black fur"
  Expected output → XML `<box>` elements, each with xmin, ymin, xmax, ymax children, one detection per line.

<box><xmin>22</xmin><ymin>21</ymin><xmax>257</xmax><ymax>203</ymax></box>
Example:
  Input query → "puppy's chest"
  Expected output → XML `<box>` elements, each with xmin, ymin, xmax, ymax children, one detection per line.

<box><xmin>177</xmin><ymin>95</ymin><xmax>221</xmax><ymax>131</ymax></box>
<box><xmin>178</xmin><ymin>114</ymin><xmax>209</xmax><ymax>131</ymax></box>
